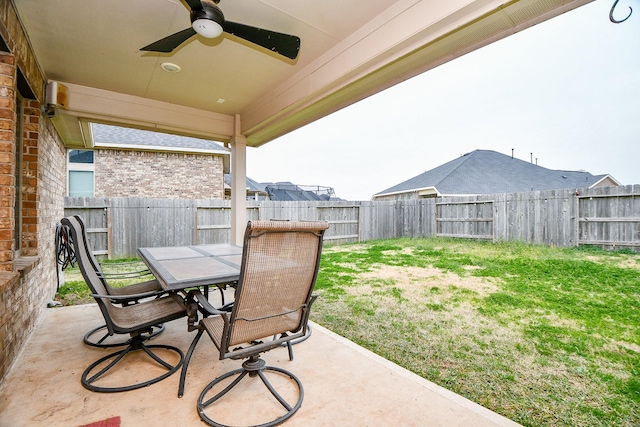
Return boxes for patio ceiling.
[13,0,592,149]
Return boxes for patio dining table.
[137,243,243,292]
[137,243,243,397]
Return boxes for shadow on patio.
[0,304,521,427]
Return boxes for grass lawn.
[309,239,639,427]
[58,239,639,426]
[57,259,155,306]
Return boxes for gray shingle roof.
[224,174,266,193]
[92,123,228,153]
[224,178,335,201]
[374,150,611,197]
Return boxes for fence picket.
[64,185,640,258]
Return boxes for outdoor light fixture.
[161,62,181,73]
[191,6,224,38]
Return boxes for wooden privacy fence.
[65,184,640,258]
[436,200,494,241]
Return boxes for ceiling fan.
[140,0,301,60]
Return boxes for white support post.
[230,115,247,245]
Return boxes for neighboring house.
[263,182,336,201]
[223,176,338,201]
[68,124,230,199]
[223,174,269,200]
[373,149,620,201]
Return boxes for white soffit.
[260,0,397,39]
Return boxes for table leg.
[178,328,204,398]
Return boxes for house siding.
[94,149,224,199]
[374,191,420,201]
[0,1,66,385]
[592,177,617,188]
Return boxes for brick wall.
[0,104,65,383]
[21,99,39,255]
[0,97,65,382]
[0,1,66,384]
[0,51,14,271]
[94,149,225,199]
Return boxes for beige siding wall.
[94,149,224,199]
[592,177,618,188]
[373,192,419,201]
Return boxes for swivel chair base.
[83,324,165,348]
[198,355,303,427]
[81,334,183,393]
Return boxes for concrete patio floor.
[0,304,522,427]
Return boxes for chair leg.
[81,334,183,393]
[274,324,312,361]
[83,324,165,348]
[198,355,304,427]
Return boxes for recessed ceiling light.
[216,98,225,104]
[160,62,181,73]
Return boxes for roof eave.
[373,186,440,199]
[588,175,621,188]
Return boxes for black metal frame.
[197,355,303,427]
[83,323,165,348]
[276,324,312,361]
[81,330,184,393]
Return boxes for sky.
[246,0,640,201]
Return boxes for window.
[69,150,94,164]
[68,150,95,196]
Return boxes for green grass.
[57,240,639,426]
[310,238,640,427]
[57,258,154,305]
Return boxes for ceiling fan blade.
[140,28,197,52]
[224,21,300,60]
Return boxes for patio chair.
[188,220,328,427]
[71,215,167,348]
[62,216,187,393]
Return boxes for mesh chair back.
[73,215,109,284]
[61,216,118,334]
[225,220,328,348]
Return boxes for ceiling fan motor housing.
[191,4,225,27]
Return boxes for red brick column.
[21,99,39,256]
[0,52,15,272]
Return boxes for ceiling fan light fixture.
[191,5,225,39]
[192,19,223,38]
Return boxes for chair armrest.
[90,291,165,301]
[186,289,230,332]
[98,269,152,279]
[187,289,227,316]
[297,294,317,333]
